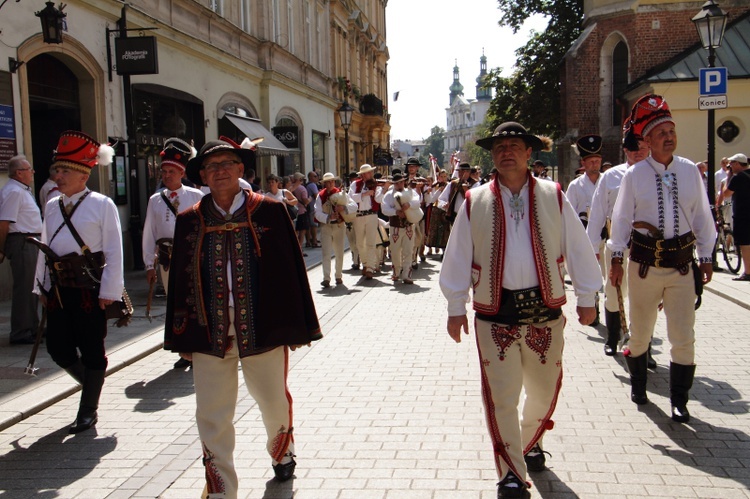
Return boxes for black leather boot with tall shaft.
[670,362,696,423]
[624,353,649,405]
[63,358,85,385]
[69,369,105,434]
[604,310,621,356]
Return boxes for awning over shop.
[225,113,290,156]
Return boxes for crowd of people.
[0,92,748,498]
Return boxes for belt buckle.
[54,262,65,271]
[224,222,238,230]
[654,257,662,268]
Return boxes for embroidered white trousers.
[320,222,346,281]
[346,223,359,266]
[353,214,379,272]
[627,264,696,364]
[475,316,565,483]
[389,225,415,280]
[193,324,293,499]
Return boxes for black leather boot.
[604,310,621,356]
[70,369,105,434]
[63,358,85,385]
[670,362,696,423]
[647,343,657,369]
[624,353,649,405]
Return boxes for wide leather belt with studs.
[476,286,562,325]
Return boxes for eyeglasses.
[203,160,240,172]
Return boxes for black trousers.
[46,287,108,370]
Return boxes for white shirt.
[0,178,43,234]
[35,189,124,301]
[437,179,477,213]
[715,168,728,200]
[608,155,716,261]
[142,185,204,269]
[380,187,421,217]
[586,163,629,252]
[566,173,600,216]
[439,180,602,316]
[348,181,383,211]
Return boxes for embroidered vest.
[467,176,566,314]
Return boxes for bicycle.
[716,208,741,274]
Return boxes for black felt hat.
[476,122,544,151]
[574,135,603,159]
[186,138,255,186]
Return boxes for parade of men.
[165,137,322,496]
[314,172,356,287]
[586,124,650,357]
[33,131,124,433]
[609,95,715,423]
[3,1,750,496]
[141,137,204,368]
[0,155,42,345]
[440,122,601,498]
[348,164,384,279]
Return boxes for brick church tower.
[559,0,749,184]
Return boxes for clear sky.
[386,1,548,142]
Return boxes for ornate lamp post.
[691,0,728,208]
[337,100,354,178]
[35,1,66,44]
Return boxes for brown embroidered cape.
[165,189,322,357]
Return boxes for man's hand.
[396,209,406,219]
[99,298,114,310]
[577,306,596,325]
[146,268,157,284]
[700,262,713,284]
[609,263,624,287]
[447,315,469,343]
[290,343,311,351]
[335,205,346,213]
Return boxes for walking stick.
[24,306,47,376]
[146,279,155,323]
[616,284,630,353]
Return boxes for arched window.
[612,42,628,127]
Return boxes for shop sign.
[115,36,159,75]
[273,126,299,149]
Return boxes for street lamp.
[35,1,66,44]
[337,100,354,178]
[691,0,727,208]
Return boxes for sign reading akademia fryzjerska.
[115,36,159,75]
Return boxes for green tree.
[419,126,446,172]
[486,0,583,138]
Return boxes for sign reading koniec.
[115,36,159,75]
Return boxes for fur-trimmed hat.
[623,94,674,150]
[52,131,114,174]
[160,137,194,172]
[574,135,603,159]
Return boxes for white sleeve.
[99,198,125,301]
[141,197,158,269]
[560,193,602,307]
[437,184,451,210]
[439,202,473,316]
[380,190,397,217]
[608,170,635,257]
[586,178,608,253]
[314,196,328,224]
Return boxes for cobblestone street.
[1,254,749,498]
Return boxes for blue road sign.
[699,67,727,96]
